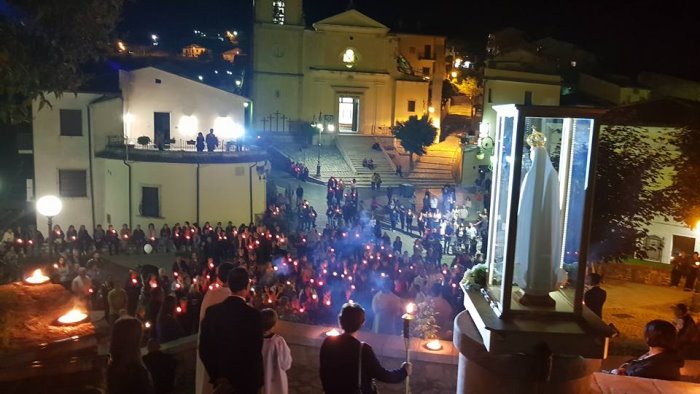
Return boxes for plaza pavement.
[602,278,699,355]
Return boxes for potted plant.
[137,136,151,147]
[460,263,488,290]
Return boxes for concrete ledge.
[590,372,700,394]
[275,320,458,365]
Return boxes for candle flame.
[325,328,341,337]
[425,339,443,351]
[57,308,88,324]
[406,303,416,314]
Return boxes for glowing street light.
[36,195,62,258]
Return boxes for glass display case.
[485,105,605,318]
[458,105,614,359]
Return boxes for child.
[261,308,293,394]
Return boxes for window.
[155,78,162,84]
[524,91,533,105]
[60,109,82,136]
[273,1,286,24]
[423,45,432,59]
[422,67,431,77]
[141,186,160,217]
[407,100,416,112]
[488,88,493,103]
[59,170,87,197]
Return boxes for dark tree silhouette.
[0,0,124,123]
[392,115,437,170]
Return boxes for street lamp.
[315,122,323,177]
[36,195,62,258]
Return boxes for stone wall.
[160,320,458,394]
[603,263,671,286]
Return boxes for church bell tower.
[255,0,303,26]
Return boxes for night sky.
[118,0,699,80]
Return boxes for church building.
[252,0,445,135]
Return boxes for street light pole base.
[316,164,321,178]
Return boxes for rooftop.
[96,145,267,164]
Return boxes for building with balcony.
[32,66,266,233]
[251,0,445,134]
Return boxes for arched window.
[342,48,356,68]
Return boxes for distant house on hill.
[182,44,209,58]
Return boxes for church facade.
[252,0,445,135]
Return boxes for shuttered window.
[59,170,87,197]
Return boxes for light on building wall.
[235,80,242,87]
[479,122,490,138]
[214,117,245,139]
[454,58,462,68]
[428,106,435,113]
[327,124,336,132]
[243,102,249,108]
[450,71,458,78]
[178,115,198,136]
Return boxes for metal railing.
[106,136,247,152]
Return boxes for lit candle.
[402,303,416,339]
[424,339,443,351]
[325,328,341,337]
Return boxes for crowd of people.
[8,171,699,392]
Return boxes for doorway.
[338,96,359,133]
[154,112,171,147]
[672,235,695,256]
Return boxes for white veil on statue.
[513,128,561,306]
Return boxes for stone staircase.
[407,135,461,187]
[335,135,403,187]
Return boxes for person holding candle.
[320,302,411,394]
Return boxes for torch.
[402,302,416,394]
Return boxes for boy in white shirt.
[261,309,293,394]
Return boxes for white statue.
[514,128,561,307]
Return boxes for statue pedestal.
[454,311,600,394]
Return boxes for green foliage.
[411,299,440,340]
[137,136,151,146]
[0,0,124,123]
[589,125,677,262]
[393,115,437,157]
[669,125,700,226]
[452,76,481,98]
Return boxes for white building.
[32,66,267,233]
[252,0,445,134]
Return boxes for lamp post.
[402,302,416,394]
[316,123,323,178]
[36,195,63,259]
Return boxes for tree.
[452,76,480,99]
[0,0,124,123]
[668,124,700,222]
[392,115,437,170]
[589,125,677,262]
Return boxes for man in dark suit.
[584,273,607,319]
[200,267,263,394]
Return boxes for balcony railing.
[106,136,246,152]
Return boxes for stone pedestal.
[453,311,601,394]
